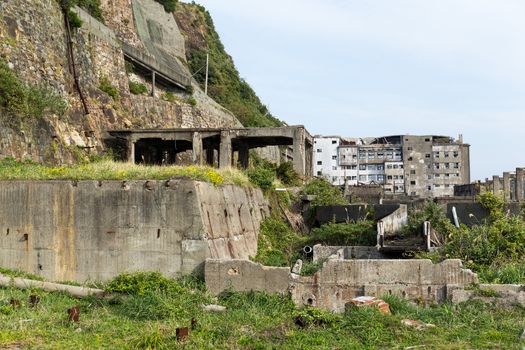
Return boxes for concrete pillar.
[292,127,306,177]
[127,139,135,164]
[516,168,525,202]
[219,131,232,168]
[192,132,203,165]
[503,172,511,202]
[205,147,215,166]
[238,143,249,169]
[492,175,500,196]
[151,71,156,97]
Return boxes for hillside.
[0,0,281,164]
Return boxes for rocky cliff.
[0,0,277,164]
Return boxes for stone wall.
[0,180,268,282]
[0,0,241,164]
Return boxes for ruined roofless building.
[313,135,470,198]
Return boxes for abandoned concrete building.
[455,166,525,202]
[313,135,470,198]
[108,126,313,177]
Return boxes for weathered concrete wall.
[312,245,387,263]
[377,204,407,238]
[0,180,268,282]
[205,259,290,295]
[290,259,477,312]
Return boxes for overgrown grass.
[0,59,67,122]
[0,158,250,186]
[413,193,525,284]
[0,272,524,349]
[307,221,377,247]
[128,81,148,95]
[99,76,119,100]
[302,178,348,208]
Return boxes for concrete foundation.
[205,258,479,312]
[0,180,269,282]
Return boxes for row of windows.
[434,163,460,169]
[386,164,404,169]
[358,151,402,160]
[434,151,459,158]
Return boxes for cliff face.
[0,0,243,163]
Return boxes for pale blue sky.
[193,0,525,181]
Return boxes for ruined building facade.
[313,135,470,198]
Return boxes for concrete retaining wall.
[205,259,290,295]
[0,180,268,282]
[290,259,477,312]
[312,245,386,263]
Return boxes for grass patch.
[59,0,104,22]
[0,158,250,186]
[128,81,148,95]
[307,221,377,247]
[0,273,524,349]
[99,76,119,100]
[0,59,67,122]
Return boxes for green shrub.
[162,92,179,102]
[307,221,377,246]
[0,59,67,121]
[401,200,456,239]
[128,81,148,95]
[186,96,197,106]
[247,167,275,191]
[105,271,184,296]
[415,193,525,284]
[253,216,304,267]
[302,178,348,207]
[276,161,301,186]
[153,0,177,12]
[60,0,104,22]
[67,10,83,28]
[99,76,119,100]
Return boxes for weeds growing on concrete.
[0,158,250,186]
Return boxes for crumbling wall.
[290,259,477,312]
[0,180,268,282]
[312,245,386,263]
[205,259,290,295]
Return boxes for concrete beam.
[219,131,232,168]
[192,132,204,165]
[503,172,511,202]
[516,168,524,202]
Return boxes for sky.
[193,0,525,181]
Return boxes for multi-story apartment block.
[313,135,470,197]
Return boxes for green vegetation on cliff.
[0,272,524,349]
[176,4,282,127]
[0,59,67,123]
[58,0,104,22]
